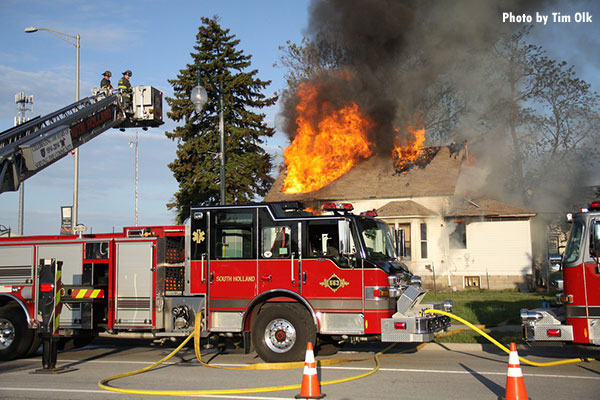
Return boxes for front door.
[257,221,301,295]
[207,209,258,331]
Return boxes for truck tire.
[252,303,316,363]
[0,304,34,361]
[24,331,41,357]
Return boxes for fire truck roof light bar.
[360,209,378,217]
[588,201,600,211]
[322,202,354,212]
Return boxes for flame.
[393,117,426,172]
[303,206,318,215]
[282,81,373,193]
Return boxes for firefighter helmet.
[123,70,132,76]
[103,70,112,77]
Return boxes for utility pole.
[15,92,34,235]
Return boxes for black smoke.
[281,0,551,155]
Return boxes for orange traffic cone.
[295,342,325,399]
[503,342,530,400]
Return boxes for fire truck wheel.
[0,304,35,361]
[252,303,316,363]
[24,331,41,357]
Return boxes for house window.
[393,224,411,260]
[464,276,480,288]
[450,220,467,249]
[420,223,428,259]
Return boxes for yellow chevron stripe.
[55,269,61,304]
[75,289,87,299]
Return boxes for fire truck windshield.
[564,220,584,265]
[358,218,397,261]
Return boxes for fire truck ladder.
[0,86,162,194]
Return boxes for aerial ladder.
[0,86,163,194]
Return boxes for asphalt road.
[0,339,599,400]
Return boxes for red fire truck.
[521,201,600,345]
[0,202,451,362]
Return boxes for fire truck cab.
[521,202,600,345]
[0,201,451,363]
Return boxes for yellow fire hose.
[98,310,597,395]
[98,314,402,395]
[424,309,598,367]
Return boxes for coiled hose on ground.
[98,310,598,395]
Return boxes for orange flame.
[282,81,373,193]
[393,117,426,172]
[303,206,318,215]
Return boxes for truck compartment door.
[114,241,154,327]
[37,243,82,328]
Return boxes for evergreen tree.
[166,16,277,222]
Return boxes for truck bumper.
[380,315,451,342]
[520,308,574,342]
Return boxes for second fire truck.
[0,202,451,363]
[521,201,600,345]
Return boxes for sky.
[1,0,599,236]
[0,0,310,235]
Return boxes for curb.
[421,342,488,352]
[421,342,600,358]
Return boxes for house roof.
[265,146,464,202]
[447,198,536,218]
[376,200,437,217]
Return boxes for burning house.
[266,64,535,291]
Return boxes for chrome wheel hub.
[0,318,15,349]
[264,318,296,353]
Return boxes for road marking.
[0,387,294,400]
[18,357,600,380]
[323,366,600,380]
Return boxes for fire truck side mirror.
[592,221,600,259]
[338,220,352,256]
[548,254,562,272]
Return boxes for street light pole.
[218,81,225,205]
[25,27,81,227]
[191,72,226,205]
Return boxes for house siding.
[378,215,533,291]
[420,219,533,290]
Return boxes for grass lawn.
[423,289,550,326]
[422,289,554,344]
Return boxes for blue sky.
[0,0,309,234]
[1,1,599,235]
